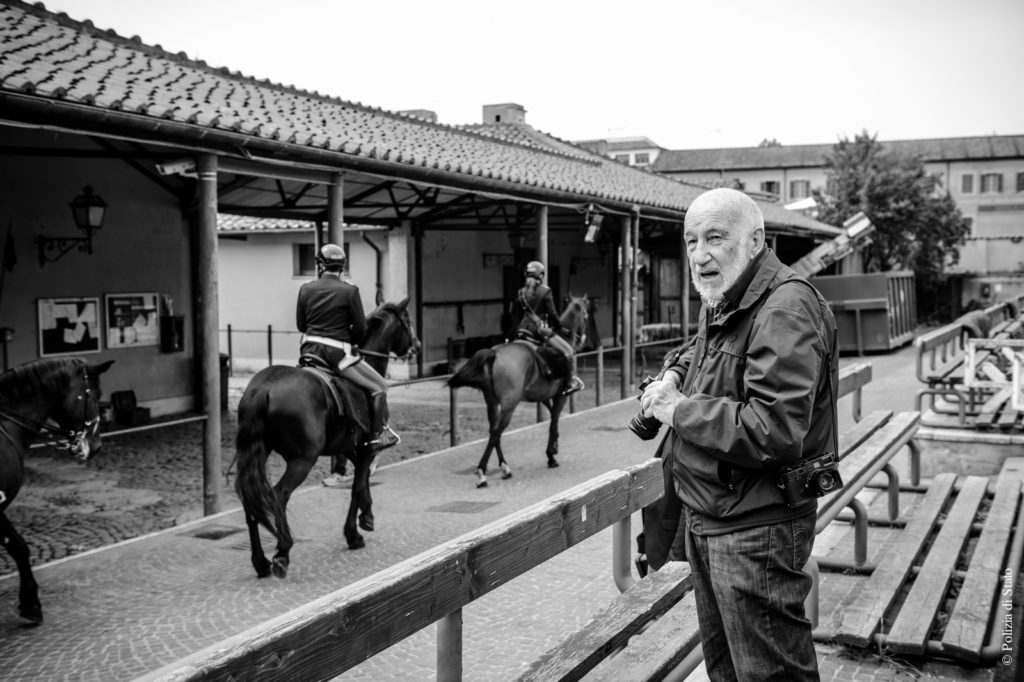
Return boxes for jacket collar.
[708,247,785,323]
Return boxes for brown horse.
[234,297,419,579]
[448,294,589,487]
[0,357,113,623]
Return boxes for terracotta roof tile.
[0,1,836,235]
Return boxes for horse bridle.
[0,362,99,460]
[358,307,419,362]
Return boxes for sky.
[39,0,1024,150]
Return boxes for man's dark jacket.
[662,247,838,535]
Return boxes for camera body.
[628,376,663,441]
[777,452,843,508]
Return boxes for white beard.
[691,252,749,308]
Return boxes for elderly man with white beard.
[639,188,839,682]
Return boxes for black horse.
[234,297,420,579]
[448,294,589,487]
[0,357,113,623]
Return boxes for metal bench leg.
[848,498,869,566]
[612,516,635,593]
[908,440,921,488]
[881,463,901,520]
[437,609,462,682]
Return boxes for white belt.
[301,334,353,354]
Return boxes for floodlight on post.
[37,185,108,266]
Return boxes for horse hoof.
[476,480,489,488]
[271,558,289,579]
[501,470,513,480]
[348,536,366,550]
[548,460,559,468]
[359,517,375,532]
[19,604,43,624]
[254,558,272,578]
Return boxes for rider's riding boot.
[367,391,400,452]
[562,375,585,396]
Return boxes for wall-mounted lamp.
[583,204,604,243]
[507,228,527,251]
[37,186,108,266]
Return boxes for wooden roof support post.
[537,204,549,273]
[197,154,222,515]
[620,213,632,396]
[328,173,344,250]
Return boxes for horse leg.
[353,453,375,534]
[344,449,374,549]
[0,512,42,623]
[268,457,314,579]
[243,511,272,578]
[493,404,519,481]
[475,394,504,488]
[546,396,568,467]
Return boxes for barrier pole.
[437,610,463,682]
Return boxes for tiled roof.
[0,1,837,235]
[653,135,1024,173]
[217,215,314,233]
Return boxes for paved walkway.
[0,345,1013,681]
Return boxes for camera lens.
[628,413,662,441]
[817,471,839,493]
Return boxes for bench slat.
[835,472,958,647]
[942,460,1024,662]
[587,590,701,682]
[837,410,892,459]
[977,388,1013,428]
[885,476,990,655]
[513,562,692,682]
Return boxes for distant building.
[575,136,663,168]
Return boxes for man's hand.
[640,377,686,426]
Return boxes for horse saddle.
[511,339,571,380]
[297,355,370,432]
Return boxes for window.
[761,180,780,196]
[961,174,974,193]
[789,180,810,200]
[613,154,630,163]
[1017,172,1024,193]
[980,173,1003,193]
[295,243,317,276]
[633,152,650,166]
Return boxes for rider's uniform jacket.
[296,274,367,365]
[513,284,568,338]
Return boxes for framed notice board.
[37,296,101,357]
[105,292,160,348]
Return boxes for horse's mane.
[0,357,77,405]
[365,303,403,337]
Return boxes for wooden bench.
[915,300,1024,431]
[517,363,931,681]
[815,457,1024,664]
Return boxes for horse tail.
[234,385,286,544]
[447,348,496,390]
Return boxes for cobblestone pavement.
[0,343,1016,681]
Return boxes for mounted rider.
[510,260,585,396]
[296,243,399,454]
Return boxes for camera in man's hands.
[628,376,663,441]
[777,452,844,508]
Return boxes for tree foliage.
[812,131,972,298]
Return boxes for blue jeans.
[683,506,819,682]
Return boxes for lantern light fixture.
[37,185,107,266]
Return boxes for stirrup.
[562,376,585,396]
[367,424,400,451]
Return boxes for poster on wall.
[37,297,101,357]
[105,292,160,348]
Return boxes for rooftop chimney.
[398,109,438,123]
[482,103,526,124]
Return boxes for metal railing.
[220,324,688,447]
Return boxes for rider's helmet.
[525,260,545,280]
[316,243,346,272]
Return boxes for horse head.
[364,296,421,362]
[55,359,114,460]
[560,293,590,351]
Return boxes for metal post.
[681,221,690,343]
[620,215,632,399]
[596,349,604,406]
[437,610,463,682]
[449,384,459,447]
[197,154,221,515]
[537,204,548,273]
[328,173,344,247]
[266,324,273,367]
[226,324,233,376]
